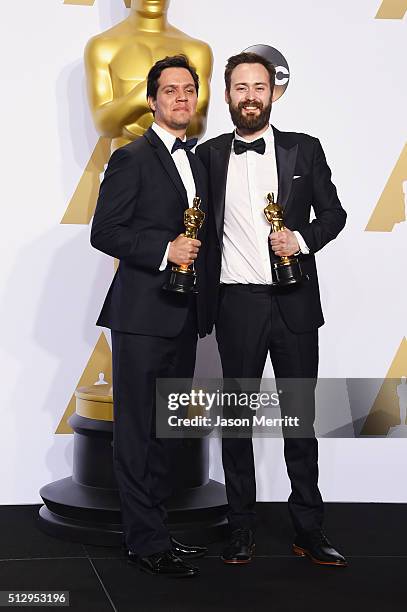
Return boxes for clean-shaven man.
[91,55,210,578]
[196,52,347,567]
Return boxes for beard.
[228,98,272,132]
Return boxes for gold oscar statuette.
[264,192,303,286]
[163,197,205,294]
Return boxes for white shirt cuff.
[159,242,171,271]
[293,231,310,255]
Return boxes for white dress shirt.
[150,122,196,270]
[221,125,308,285]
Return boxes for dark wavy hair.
[146,54,200,100]
[224,52,275,93]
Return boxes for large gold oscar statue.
[84,0,212,150]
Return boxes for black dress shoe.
[170,537,207,559]
[221,528,255,564]
[133,549,199,578]
[293,530,347,567]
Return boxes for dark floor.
[0,503,406,611]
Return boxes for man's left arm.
[270,138,346,258]
[295,138,346,254]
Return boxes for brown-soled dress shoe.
[170,537,208,559]
[221,528,255,564]
[128,549,199,577]
[293,530,347,567]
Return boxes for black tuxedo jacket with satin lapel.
[91,127,209,338]
[195,126,347,334]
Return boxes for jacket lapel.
[273,127,298,210]
[210,134,234,244]
[144,127,188,210]
[186,150,207,213]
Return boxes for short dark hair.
[224,52,276,93]
[146,54,200,100]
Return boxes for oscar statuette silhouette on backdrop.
[39,0,228,545]
[388,376,407,437]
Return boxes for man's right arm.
[90,148,174,271]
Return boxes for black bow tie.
[171,137,198,154]
[233,137,266,155]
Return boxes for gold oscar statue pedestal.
[39,385,227,546]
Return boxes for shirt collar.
[151,122,186,154]
[233,124,274,154]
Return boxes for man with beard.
[196,52,347,567]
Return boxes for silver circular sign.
[243,44,290,101]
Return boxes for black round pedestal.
[39,413,227,546]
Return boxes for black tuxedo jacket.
[196,126,347,334]
[91,127,210,338]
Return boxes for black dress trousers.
[111,303,197,557]
[216,284,323,534]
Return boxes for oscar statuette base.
[272,259,303,287]
[39,410,227,546]
[163,267,198,294]
[39,477,227,547]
